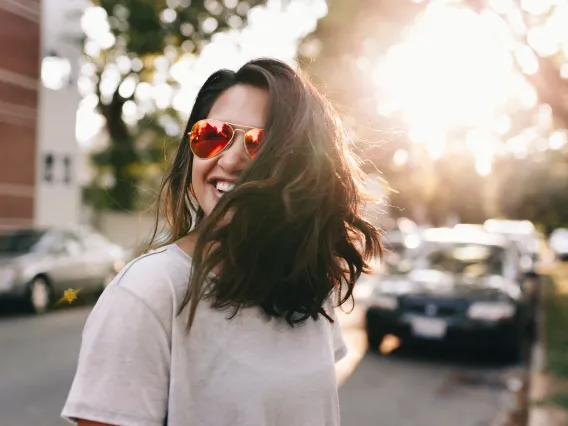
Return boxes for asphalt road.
[337,307,527,426]
[0,305,90,426]
[0,305,526,426]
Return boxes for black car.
[365,228,534,361]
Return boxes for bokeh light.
[371,0,568,174]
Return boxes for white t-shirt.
[62,244,347,426]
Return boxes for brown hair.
[149,58,382,329]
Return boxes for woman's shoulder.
[106,243,192,314]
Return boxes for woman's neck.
[176,232,198,258]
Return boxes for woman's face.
[191,84,269,216]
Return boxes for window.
[0,230,47,253]
[44,153,54,182]
[63,155,72,184]
[62,231,83,256]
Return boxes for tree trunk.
[98,87,140,211]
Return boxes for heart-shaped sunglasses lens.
[190,120,234,159]
[244,128,264,159]
[189,119,264,159]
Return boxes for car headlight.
[368,293,399,310]
[0,267,19,291]
[467,302,516,321]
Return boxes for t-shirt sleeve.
[61,284,171,426]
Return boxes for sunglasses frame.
[189,119,264,160]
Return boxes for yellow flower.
[58,288,80,304]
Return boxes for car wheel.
[26,276,52,314]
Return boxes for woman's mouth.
[214,180,235,196]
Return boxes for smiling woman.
[62,58,382,426]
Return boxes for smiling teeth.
[216,181,235,192]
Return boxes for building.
[0,0,41,230]
[0,0,85,230]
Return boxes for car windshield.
[412,242,505,277]
[0,230,48,254]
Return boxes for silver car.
[0,227,127,313]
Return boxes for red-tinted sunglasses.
[189,119,264,159]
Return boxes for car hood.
[378,269,521,299]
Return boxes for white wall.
[94,211,163,250]
[34,0,87,227]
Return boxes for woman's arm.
[78,420,115,426]
[61,274,171,425]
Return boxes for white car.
[0,227,127,313]
[550,228,568,261]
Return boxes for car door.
[45,230,90,296]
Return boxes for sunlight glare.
[493,115,511,134]
[373,3,514,160]
[76,107,105,147]
[393,149,409,166]
[466,129,497,176]
[488,0,516,14]
[521,0,553,15]
[475,158,492,176]
[549,130,568,150]
[527,25,559,57]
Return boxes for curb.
[526,274,567,426]
[527,275,547,426]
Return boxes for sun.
[372,1,535,174]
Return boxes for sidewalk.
[528,264,568,426]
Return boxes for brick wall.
[0,1,41,229]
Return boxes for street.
[0,305,526,426]
[0,306,90,426]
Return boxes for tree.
[494,150,568,234]
[83,0,265,211]
[300,0,568,229]
[298,0,430,217]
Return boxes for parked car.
[0,227,127,313]
[365,228,535,361]
[354,229,421,303]
[483,219,543,274]
[549,228,568,261]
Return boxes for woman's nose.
[217,130,250,172]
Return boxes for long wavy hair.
[149,58,382,329]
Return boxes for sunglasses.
[189,119,264,159]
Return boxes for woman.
[62,58,382,426]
